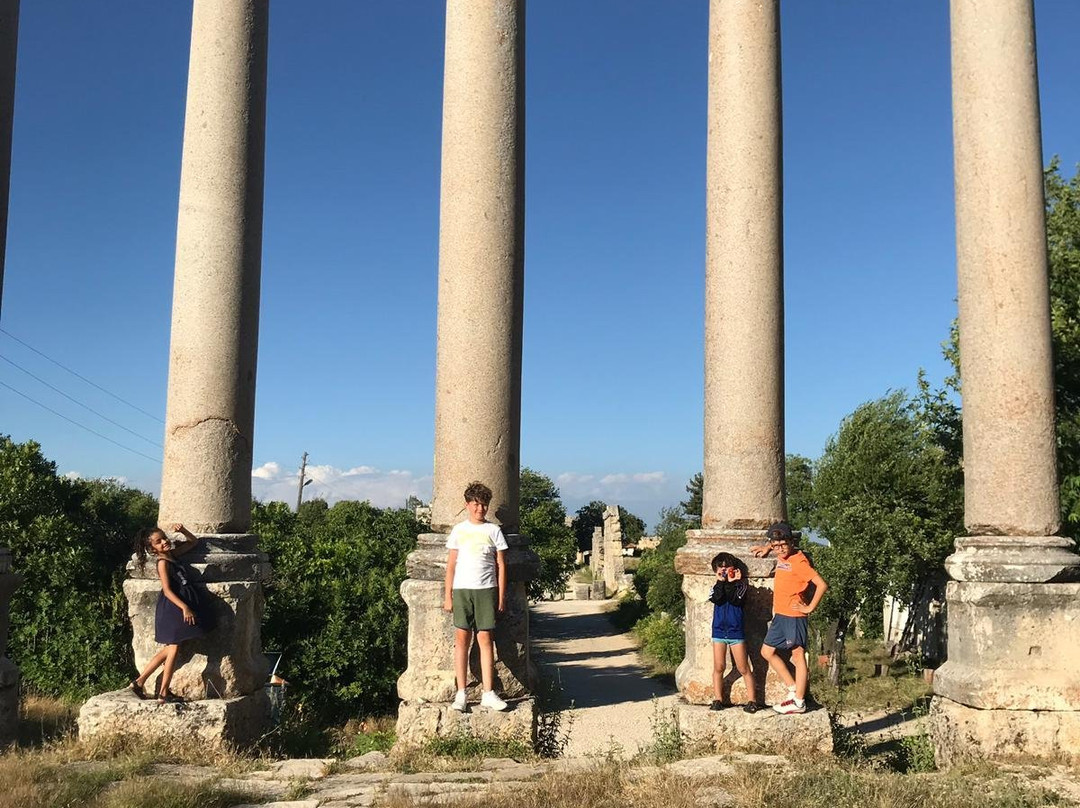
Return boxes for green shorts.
[452,588,497,632]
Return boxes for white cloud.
[251,460,432,510]
[251,461,281,480]
[554,470,682,530]
[63,470,82,480]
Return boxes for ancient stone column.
[80,1,272,747]
[603,505,625,595]
[0,2,20,745]
[158,0,268,534]
[396,0,536,747]
[672,3,831,737]
[675,0,794,710]
[0,548,20,745]
[428,0,525,536]
[930,0,1080,764]
[0,0,17,319]
[590,526,603,574]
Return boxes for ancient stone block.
[929,696,1080,766]
[78,687,272,748]
[396,578,533,703]
[395,698,535,748]
[678,702,833,755]
[124,577,268,700]
[933,581,1080,711]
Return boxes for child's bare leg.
[761,643,795,690]
[791,647,808,700]
[476,630,495,692]
[454,628,471,692]
[712,642,727,702]
[158,644,180,698]
[731,642,756,703]
[136,647,168,686]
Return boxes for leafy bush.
[253,498,421,720]
[0,437,157,699]
[633,612,685,668]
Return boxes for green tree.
[785,454,814,533]
[519,468,577,600]
[572,500,606,552]
[572,500,646,549]
[253,498,420,718]
[0,437,158,699]
[681,473,703,528]
[810,391,963,673]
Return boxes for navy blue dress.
[154,558,216,644]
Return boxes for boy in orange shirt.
[751,521,828,714]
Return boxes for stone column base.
[395,698,536,749]
[929,696,1080,766]
[678,702,833,754]
[0,656,18,746]
[78,688,272,749]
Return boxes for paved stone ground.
[531,599,679,758]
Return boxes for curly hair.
[463,481,493,506]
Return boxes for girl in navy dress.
[129,523,215,703]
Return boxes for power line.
[0,354,163,448]
[0,378,162,465]
[0,327,164,424]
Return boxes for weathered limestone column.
[590,525,603,574]
[0,0,17,318]
[0,548,20,745]
[79,1,272,747]
[930,0,1080,764]
[603,505,625,595]
[396,0,536,747]
[675,0,789,708]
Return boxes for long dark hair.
[133,527,165,566]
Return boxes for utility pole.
[296,451,309,512]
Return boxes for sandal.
[129,680,147,700]
[157,691,183,705]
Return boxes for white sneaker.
[451,690,467,712]
[772,698,806,715]
[480,690,508,711]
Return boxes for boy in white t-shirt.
[443,480,509,711]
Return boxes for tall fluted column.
[80,2,272,746]
[158,0,268,534]
[0,0,16,320]
[396,0,536,747]
[930,0,1080,765]
[676,0,796,713]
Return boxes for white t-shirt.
[446,519,508,589]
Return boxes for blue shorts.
[763,615,808,650]
[712,637,744,645]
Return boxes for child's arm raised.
[443,550,459,613]
[169,523,201,556]
[158,559,195,625]
[750,544,771,558]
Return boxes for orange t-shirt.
[772,550,816,617]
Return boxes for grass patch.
[811,637,931,714]
[0,753,258,808]
[425,733,532,761]
[332,715,396,758]
[16,692,79,748]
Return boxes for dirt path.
[531,599,679,758]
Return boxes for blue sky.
[1,1,1078,529]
